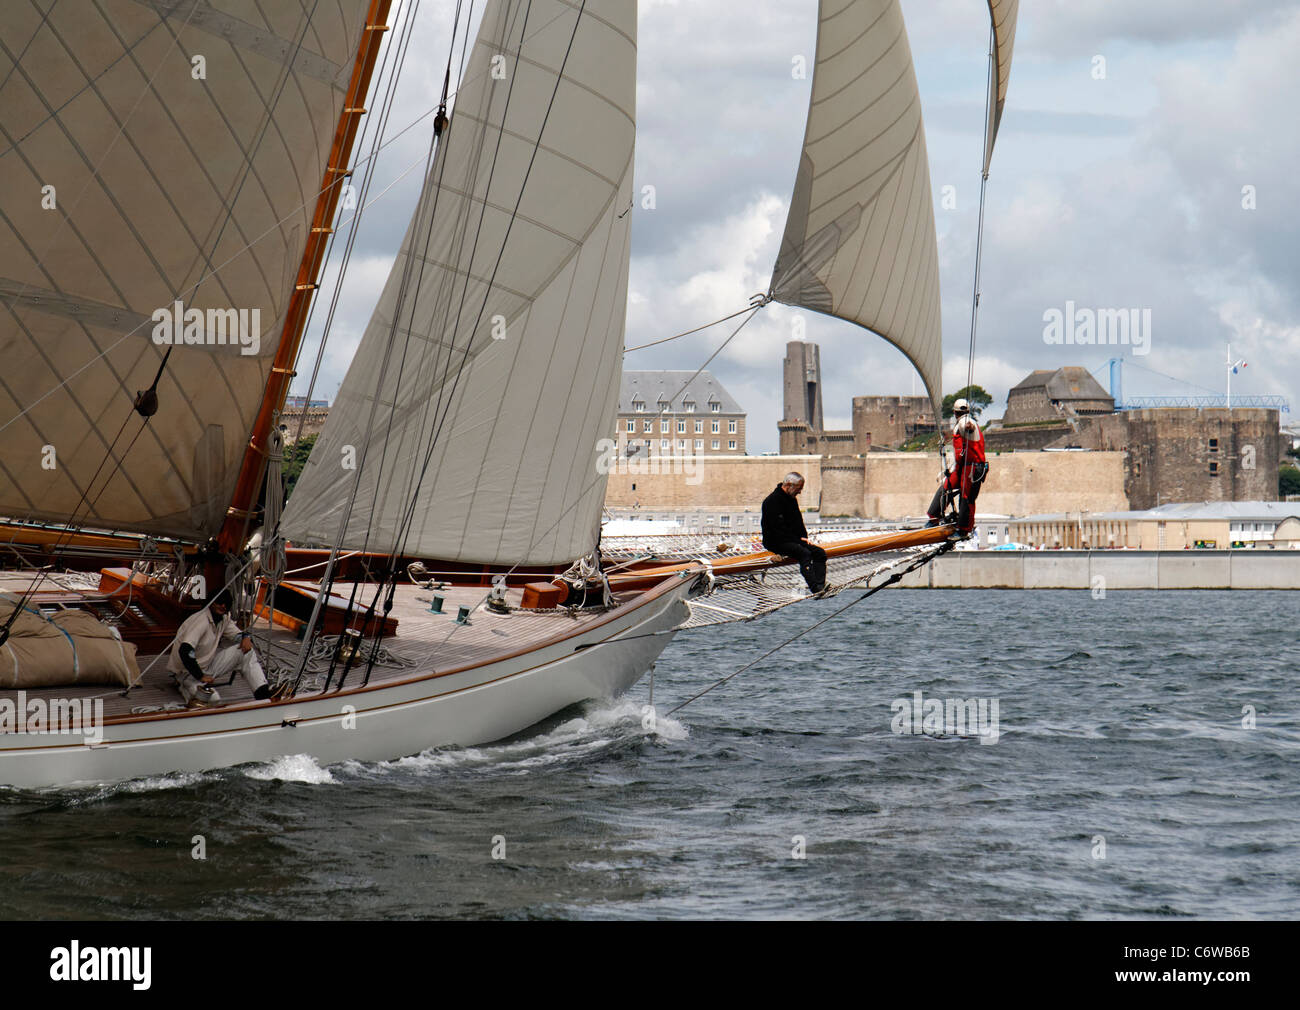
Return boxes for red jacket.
[952,416,986,467]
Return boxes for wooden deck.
[0,573,647,726]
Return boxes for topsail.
[0,0,371,540]
[769,0,944,417]
[984,0,1019,172]
[282,0,637,567]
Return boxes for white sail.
[769,0,943,417]
[0,0,370,540]
[281,0,636,566]
[984,0,1019,172]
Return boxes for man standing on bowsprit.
[926,398,988,534]
[761,472,827,593]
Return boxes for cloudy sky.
[294,0,1299,452]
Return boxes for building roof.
[1009,366,1112,402]
[1143,501,1300,522]
[1011,501,1300,523]
[618,371,744,413]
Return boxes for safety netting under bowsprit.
[676,543,945,631]
[600,527,911,563]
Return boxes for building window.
[657,399,669,412]
[684,400,695,413]
[1209,461,1219,476]
[720,515,730,526]
[660,439,669,449]
[694,439,703,450]
[711,420,720,434]
[677,439,685,450]
[643,440,651,450]
[712,439,720,450]
[633,399,644,413]
[694,420,703,433]
[728,440,737,450]
[643,420,652,432]
[660,419,669,433]
[710,401,720,413]
[1208,438,1218,452]
[676,419,685,433]
[625,419,634,433]
[728,420,737,434]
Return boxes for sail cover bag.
[0,600,141,689]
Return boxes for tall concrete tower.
[782,341,824,431]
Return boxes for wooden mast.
[216,0,393,555]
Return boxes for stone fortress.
[603,340,1283,523]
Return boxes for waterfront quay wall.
[896,550,1300,589]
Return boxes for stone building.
[278,397,330,445]
[986,367,1114,451]
[615,371,746,458]
[779,342,934,453]
[1003,367,1114,424]
[852,395,934,449]
[1057,407,1281,510]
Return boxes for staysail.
[282,0,637,567]
[769,0,944,417]
[0,1,371,541]
[984,0,1019,172]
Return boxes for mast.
[216,0,394,555]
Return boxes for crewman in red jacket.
[926,399,989,534]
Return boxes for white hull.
[0,577,695,789]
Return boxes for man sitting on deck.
[761,472,827,594]
[167,590,275,702]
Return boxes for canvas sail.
[984,0,1019,172]
[281,0,636,567]
[770,0,944,417]
[0,0,370,540]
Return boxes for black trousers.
[767,540,827,590]
[928,462,988,530]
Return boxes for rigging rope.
[664,542,953,716]
[965,26,996,395]
[623,302,763,354]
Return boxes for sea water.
[0,590,1295,919]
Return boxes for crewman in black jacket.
[761,472,827,593]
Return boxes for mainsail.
[0,0,371,540]
[769,0,944,417]
[282,0,637,567]
[984,0,1019,173]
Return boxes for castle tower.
[782,341,824,431]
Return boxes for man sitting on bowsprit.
[926,398,989,534]
[761,471,827,594]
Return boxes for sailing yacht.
[0,0,1016,788]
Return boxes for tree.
[942,385,993,420]
[1280,464,1300,499]
[283,432,317,497]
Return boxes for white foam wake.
[244,753,336,784]
[371,696,689,778]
